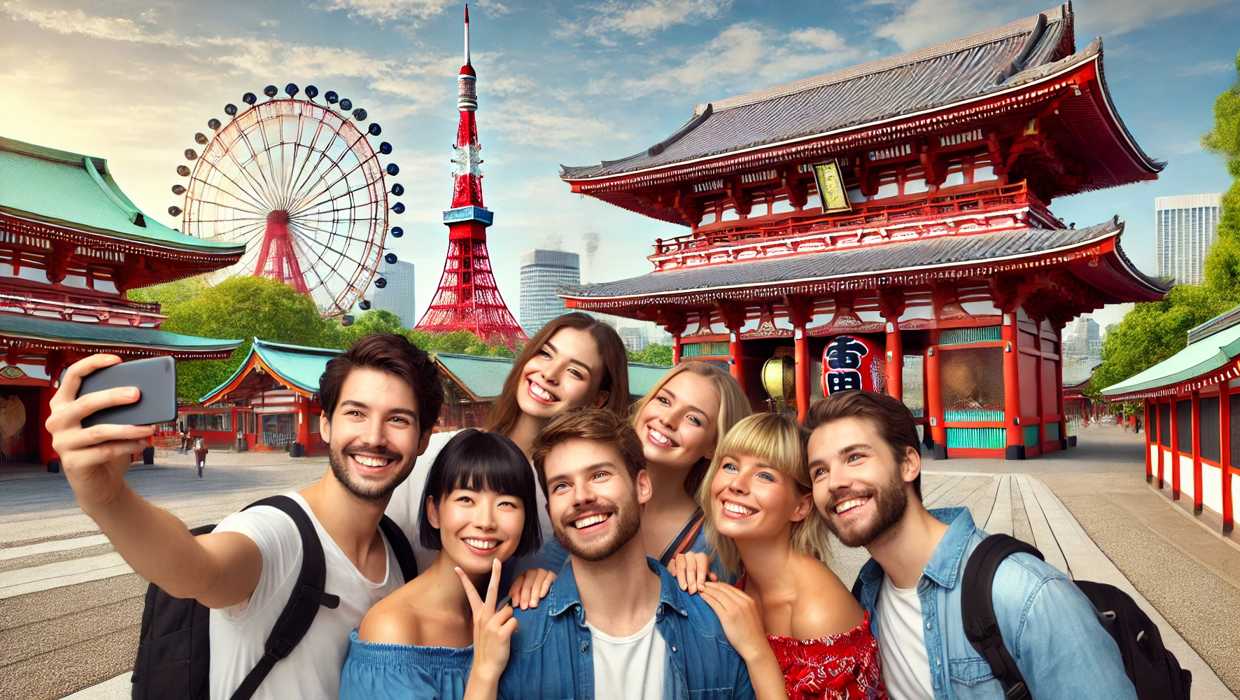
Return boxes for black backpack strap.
[378,514,419,583]
[230,495,339,700]
[961,534,1044,700]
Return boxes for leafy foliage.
[127,275,211,317]
[159,277,340,401]
[1091,53,1240,399]
[628,343,673,366]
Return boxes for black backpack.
[961,534,1191,700]
[130,495,418,700]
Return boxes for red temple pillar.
[925,333,947,459]
[1220,380,1233,531]
[1192,390,1202,513]
[787,297,813,423]
[879,290,905,402]
[295,397,312,455]
[1170,397,1180,500]
[672,335,683,365]
[662,312,687,367]
[1055,325,1067,449]
[1002,312,1024,459]
[1156,402,1165,489]
[37,386,57,469]
[1143,399,1152,482]
[718,303,747,397]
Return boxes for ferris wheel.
[170,83,406,317]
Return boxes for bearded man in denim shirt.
[497,408,753,699]
[805,391,1135,699]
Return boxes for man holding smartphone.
[45,333,442,699]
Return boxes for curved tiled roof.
[0,313,241,354]
[560,219,1167,303]
[0,136,243,255]
[562,5,1076,180]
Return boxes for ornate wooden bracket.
[46,241,75,285]
[673,187,702,227]
[784,294,814,328]
[716,300,748,333]
[919,140,944,188]
[727,177,753,218]
[781,167,808,210]
[878,288,907,322]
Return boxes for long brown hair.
[630,361,751,497]
[487,313,630,436]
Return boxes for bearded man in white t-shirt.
[46,333,442,699]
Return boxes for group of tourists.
[46,312,1140,699]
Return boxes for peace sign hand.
[457,558,518,691]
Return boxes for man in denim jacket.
[805,392,1135,699]
[498,408,753,699]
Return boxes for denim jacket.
[498,557,753,699]
[854,508,1136,699]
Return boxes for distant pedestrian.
[177,421,189,453]
[193,437,207,478]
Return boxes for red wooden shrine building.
[0,136,243,470]
[560,4,1167,459]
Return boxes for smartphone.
[73,356,177,428]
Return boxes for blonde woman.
[509,362,751,605]
[673,413,885,699]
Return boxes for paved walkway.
[3,435,1239,698]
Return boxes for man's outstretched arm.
[47,354,262,609]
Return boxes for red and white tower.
[415,5,526,347]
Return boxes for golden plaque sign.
[812,160,851,213]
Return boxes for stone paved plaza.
[1,425,1238,699]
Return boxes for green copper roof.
[628,362,673,397]
[201,339,341,401]
[0,313,241,352]
[0,136,243,255]
[1101,315,1240,397]
[436,353,513,399]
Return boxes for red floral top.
[766,613,886,699]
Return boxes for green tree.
[407,329,514,358]
[629,343,673,367]
[336,309,405,347]
[1092,52,1240,399]
[127,274,211,316]
[1204,51,1240,298]
[163,277,338,401]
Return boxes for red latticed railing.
[651,182,1055,258]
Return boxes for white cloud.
[872,0,1227,52]
[1175,59,1236,78]
[1,1,183,45]
[594,22,863,99]
[488,98,630,149]
[571,0,732,43]
[319,0,455,23]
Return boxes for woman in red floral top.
[671,413,886,699]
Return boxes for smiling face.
[708,452,811,545]
[516,327,605,420]
[321,367,429,502]
[808,416,914,548]
[544,437,650,562]
[426,488,524,575]
[635,371,721,471]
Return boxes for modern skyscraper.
[1155,193,1222,285]
[619,326,649,353]
[520,249,580,336]
[1062,316,1101,363]
[373,261,416,328]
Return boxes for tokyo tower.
[414,5,526,347]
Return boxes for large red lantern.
[822,335,885,396]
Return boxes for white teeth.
[647,427,674,447]
[573,513,609,529]
[353,455,390,468]
[723,502,756,516]
[835,498,868,514]
[529,381,555,401]
[464,538,497,550]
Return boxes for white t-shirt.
[589,615,667,700]
[876,574,935,700]
[385,429,552,571]
[208,492,404,700]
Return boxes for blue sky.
[1,0,1237,331]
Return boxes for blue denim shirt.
[854,508,1136,699]
[498,557,753,699]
